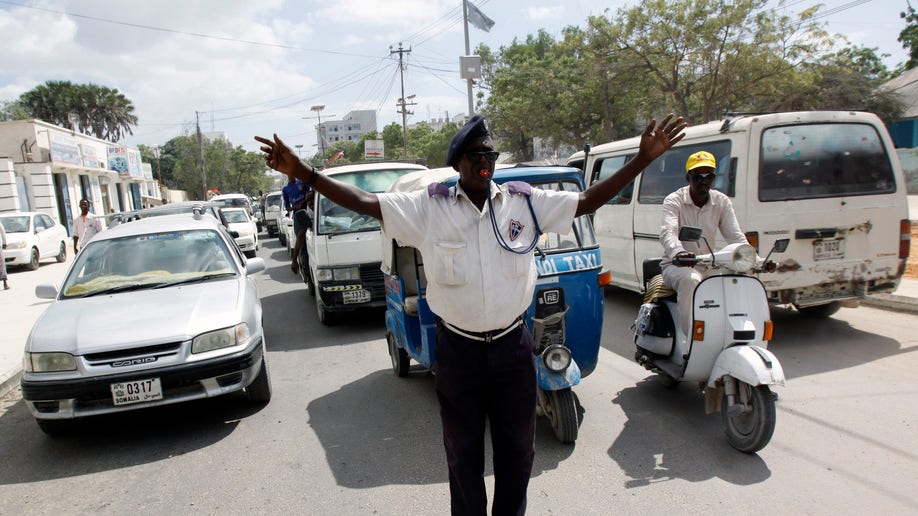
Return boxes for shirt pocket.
[433,240,468,285]
[503,249,531,278]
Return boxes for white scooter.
[633,226,789,453]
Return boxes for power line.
[0,0,380,59]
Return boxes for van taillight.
[901,219,911,259]
[745,232,759,253]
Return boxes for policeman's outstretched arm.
[255,134,382,220]
[576,114,687,217]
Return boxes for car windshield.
[530,180,597,252]
[60,229,237,299]
[265,194,283,209]
[0,216,30,233]
[222,210,249,223]
[317,168,420,235]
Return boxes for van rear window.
[759,123,896,201]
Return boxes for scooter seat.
[643,274,675,303]
[405,295,420,316]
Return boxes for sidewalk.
[0,249,74,398]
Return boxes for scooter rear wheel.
[387,331,410,377]
[722,383,776,453]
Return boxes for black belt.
[441,315,525,343]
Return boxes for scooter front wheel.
[722,383,776,453]
[544,387,578,444]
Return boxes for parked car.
[21,212,270,435]
[219,207,259,257]
[0,212,69,270]
[264,191,283,237]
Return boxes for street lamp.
[295,144,303,158]
[310,105,327,158]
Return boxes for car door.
[31,214,52,257]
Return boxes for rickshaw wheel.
[387,331,410,377]
[545,388,578,443]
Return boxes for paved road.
[1,237,917,514]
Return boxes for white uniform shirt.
[379,181,579,332]
[73,212,103,244]
[660,185,747,266]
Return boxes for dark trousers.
[434,321,537,516]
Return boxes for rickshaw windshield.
[531,180,596,252]
[317,168,421,235]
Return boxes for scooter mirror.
[678,226,703,242]
[773,238,790,253]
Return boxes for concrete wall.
[896,148,918,194]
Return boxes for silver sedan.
[21,212,270,435]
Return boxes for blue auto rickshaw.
[381,165,609,443]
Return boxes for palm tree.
[17,81,138,142]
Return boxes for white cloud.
[525,6,563,22]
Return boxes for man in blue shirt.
[282,173,309,236]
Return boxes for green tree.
[899,6,918,70]
[0,100,29,121]
[17,81,138,141]
[154,134,271,199]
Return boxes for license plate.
[814,238,845,261]
[342,289,371,304]
[110,378,163,406]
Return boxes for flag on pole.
[467,2,495,32]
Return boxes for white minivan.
[303,161,428,324]
[568,110,910,317]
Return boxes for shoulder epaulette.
[505,181,532,197]
[428,183,450,197]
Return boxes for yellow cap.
[685,151,716,172]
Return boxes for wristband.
[307,168,319,186]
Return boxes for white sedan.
[0,212,69,270]
[21,212,270,435]
[219,207,259,257]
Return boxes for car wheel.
[55,242,67,263]
[278,233,287,247]
[36,418,73,436]
[27,247,40,270]
[245,356,272,403]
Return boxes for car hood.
[28,280,244,354]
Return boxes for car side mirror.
[245,257,266,275]
[35,283,58,299]
[229,230,240,238]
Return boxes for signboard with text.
[49,132,82,166]
[365,139,384,159]
[107,146,129,177]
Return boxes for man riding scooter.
[660,151,750,337]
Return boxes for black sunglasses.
[464,150,500,162]
[690,172,716,182]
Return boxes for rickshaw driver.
[256,114,685,515]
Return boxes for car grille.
[84,342,182,366]
[360,262,384,297]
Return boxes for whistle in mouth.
[479,169,489,178]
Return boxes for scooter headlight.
[541,344,572,373]
[731,243,757,272]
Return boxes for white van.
[304,161,428,324]
[263,191,283,237]
[568,111,910,317]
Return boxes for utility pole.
[195,111,206,200]
[304,105,334,161]
[390,42,413,158]
[461,1,474,117]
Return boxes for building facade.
[0,119,162,236]
[318,110,377,151]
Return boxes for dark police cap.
[446,115,490,168]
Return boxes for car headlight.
[7,241,26,249]
[333,267,360,281]
[25,352,77,372]
[541,345,572,373]
[192,323,250,354]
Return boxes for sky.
[0,0,912,155]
